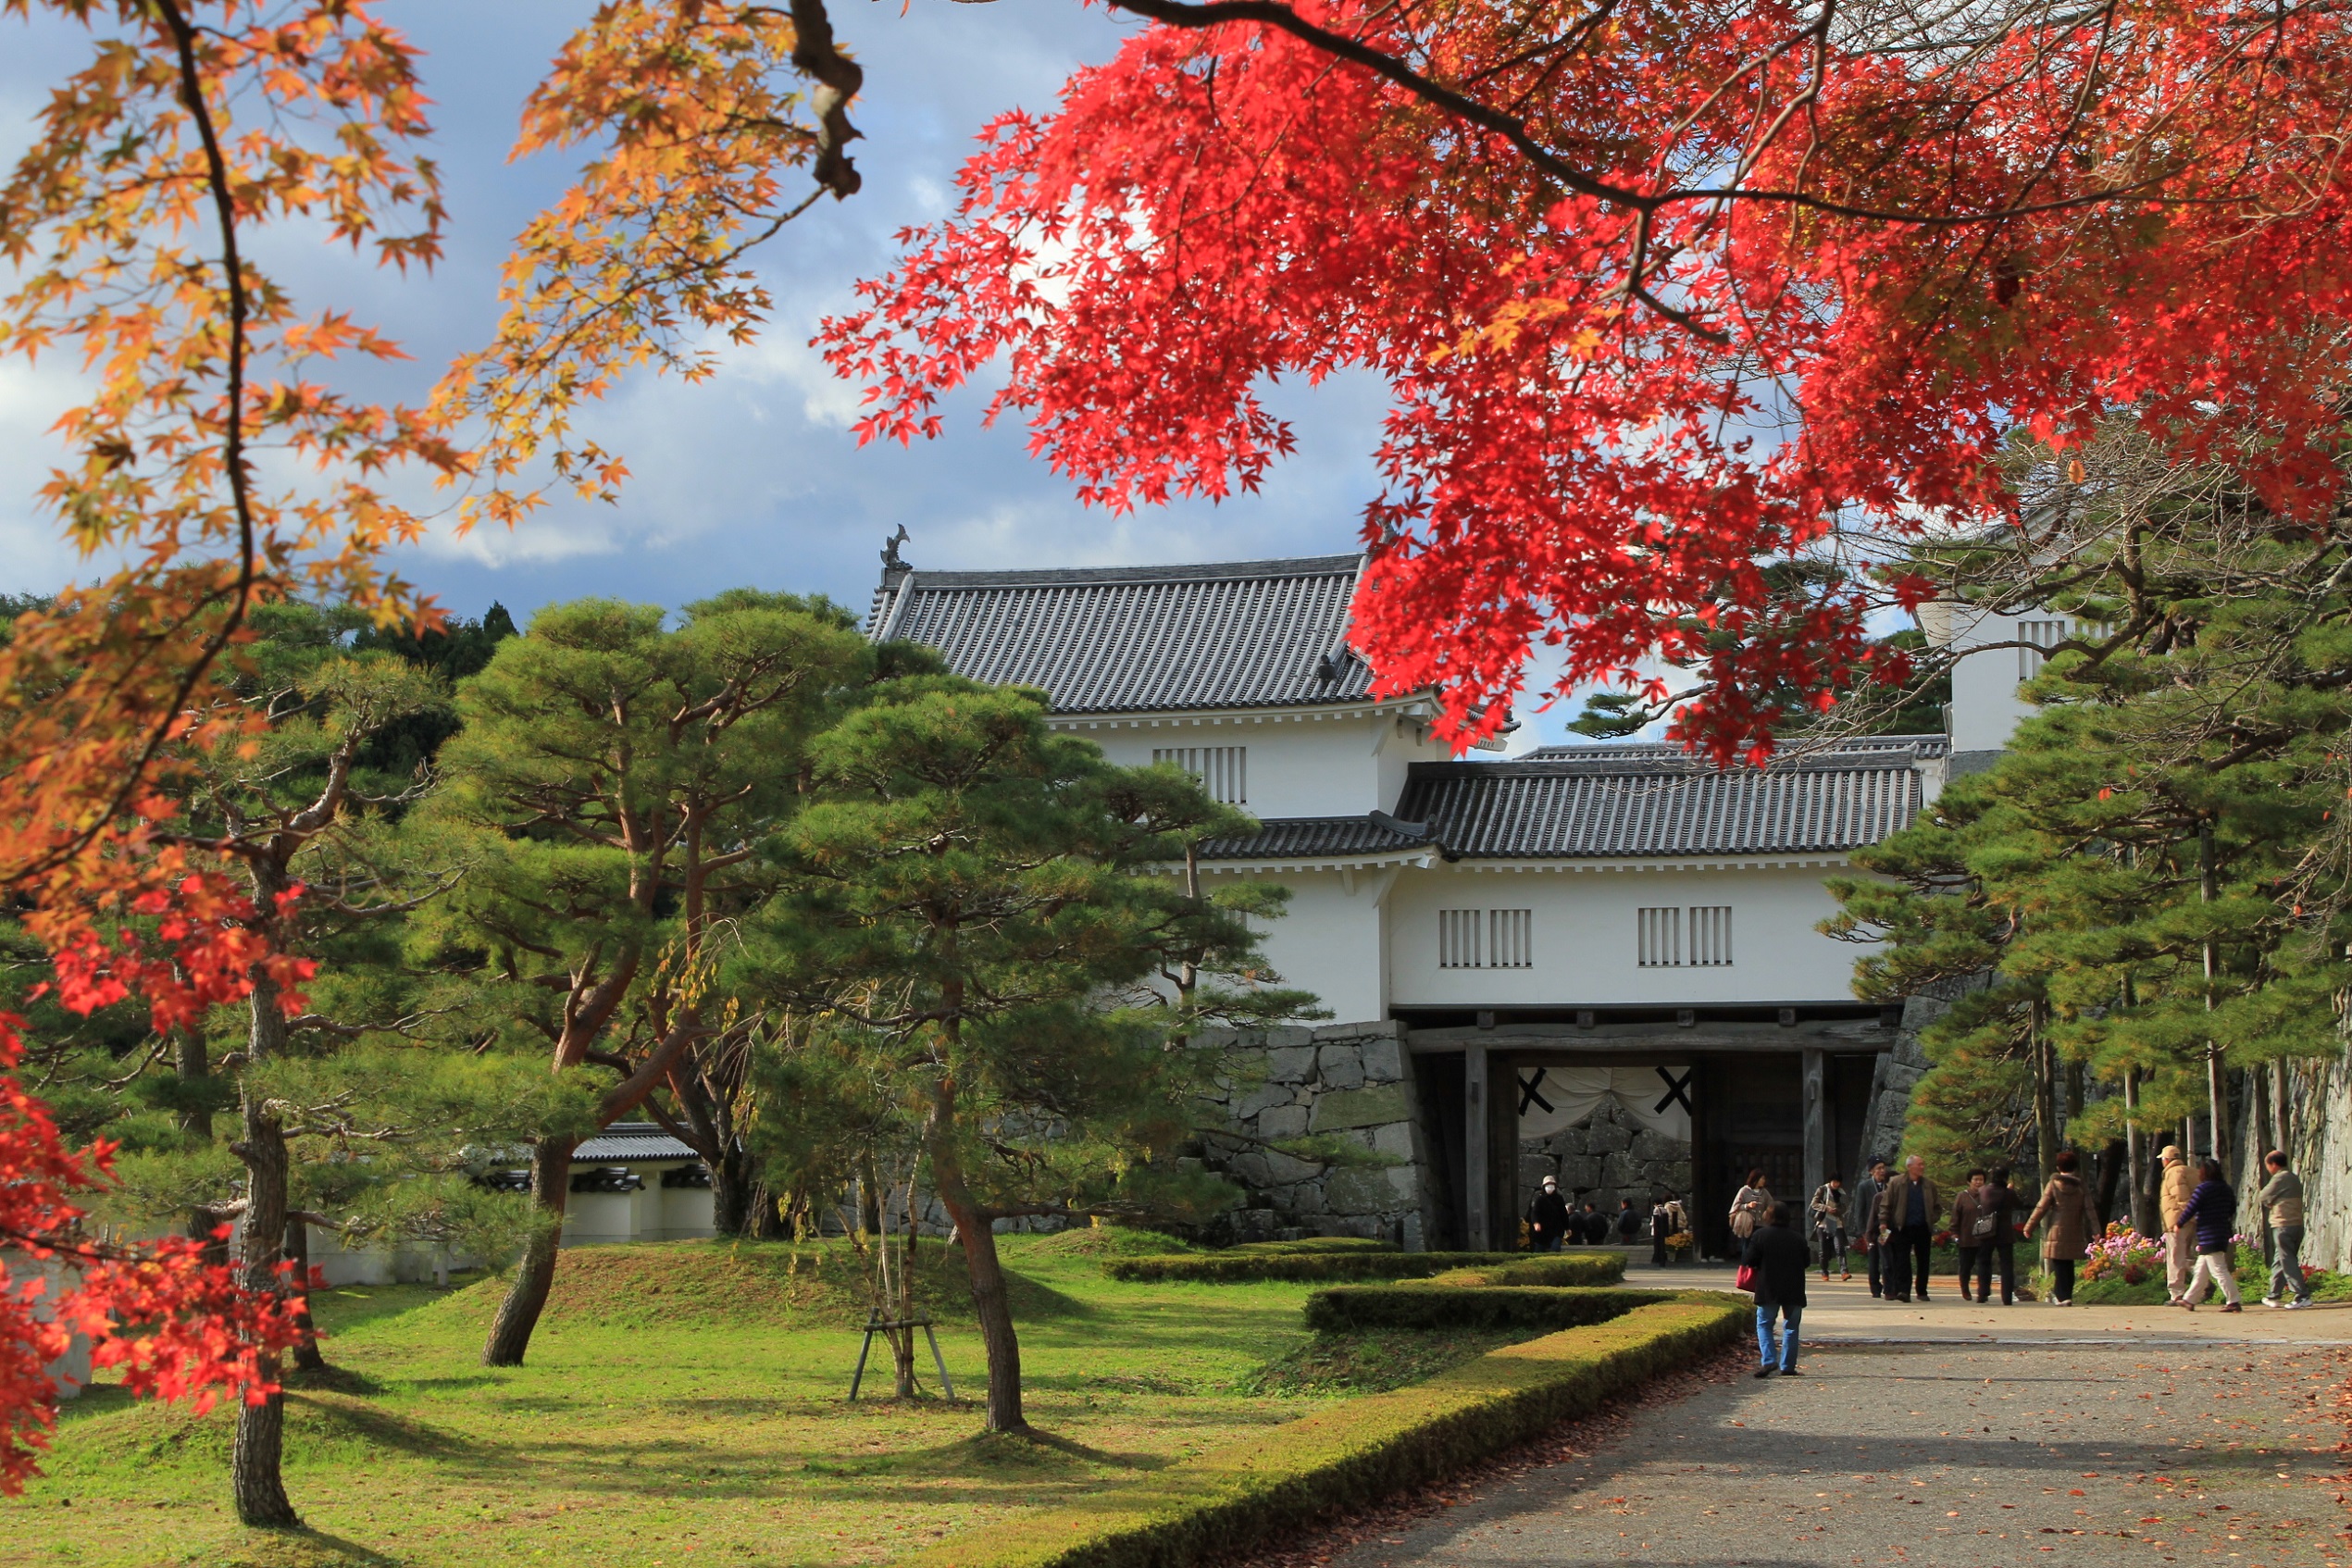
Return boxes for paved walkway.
[1316,1267,2352,1568]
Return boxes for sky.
[0,2,1593,743]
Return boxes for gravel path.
[1282,1342,2352,1568]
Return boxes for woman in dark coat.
[2180,1159,2244,1312]
[1742,1203,1812,1378]
[2024,1150,2098,1305]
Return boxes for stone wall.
[1852,995,1941,1176]
[1193,1020,1434,1249]
[1514,1101,1690,1236]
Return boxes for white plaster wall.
[661,1187,716,1240]
[1918,601,2071,753]
[1387,861,1873,1007]
[1209,866,1394,1024]
[1055,708,1449,819]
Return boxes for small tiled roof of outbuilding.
[572,1124,699,1163]
[865,555,1379,714]
[1394,737,1938,859]
[1199,813,1437,862]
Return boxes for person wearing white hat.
[1526,1175,1573,1252]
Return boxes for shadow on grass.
[212,1524,403,1568]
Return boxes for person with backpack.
[2180,1157,2244,1313]
[1970,1166,2023,1305]
[1808,1173,1850,1282]
[2025,1149,2098,1305]
[1742,1202,1812,1378]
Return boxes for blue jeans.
[1755,1302,1801,1371]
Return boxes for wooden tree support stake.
[847,1311,956,1401]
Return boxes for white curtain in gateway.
[1513,1064,1692,1143]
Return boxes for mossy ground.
[0,1233,1462,1568]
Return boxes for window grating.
[1488,909,1532,968]
[2018,619,2067,679]
[1438,909,1483,969]
[1152,745,1247,804]
[1689,905,1733,966]
[1636,906,1682,967]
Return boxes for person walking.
[2259,1151,2316,1309]
[1526,1176,1572,1252]
[2159,1144,2196,1304]
[1651,1190,1689,1265]
[1729,1168,1773,1252]
[1743,1202,1811,1378]
[1972,1165,2023,1305]
[2180,1157,2244,1312]
[2025,1149,2097,1305]
[1809,1172,1850,1282]
[1878,1155,1939,1302]
[1578,1201,1609,1245]
[1615,1198,1642,1246]
[1851,1158,1890,1298]
[1952,1169,1987,1302]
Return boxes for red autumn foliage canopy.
[824,0,2352,760]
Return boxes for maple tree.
[0,0,864,1510]
[825,0,2352,761]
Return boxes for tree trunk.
[2029,1002,2057,1183]
[925,1094,1025,1432]
[749,1179,788,1239]
[174,1027,214,1143]
[482,1139,575,1367]
[230,1084,299,1528]
[2092,1138,2126,1227]
[284,1217,326,1374]
[2200,823,2230,1170]
[710,1139,759,1236]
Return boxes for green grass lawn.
[0,1231,1509,1568]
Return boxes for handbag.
[1971,1209,1997,1239]
[1736,1263,1758,1291]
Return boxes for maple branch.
[787,0,864,199]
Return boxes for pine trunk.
[926,1096,1024,1432]
[230,1081,299,1528]
[710,1139,758,1236]
[482,1139,574,1367]
[284,1217,325,1374]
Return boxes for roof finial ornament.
[881,525,910,570]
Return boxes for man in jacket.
[1526,1176,1572,1251]
[2159,1145,2196,1304]
[1952,1170,1987,1302]
[1743,1202,1812,1377]
[1851,1158,1891,1298]
[1877,1156,1939,1303]
[2259,1151,2314,1309]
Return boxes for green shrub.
[1103,1250,1626,1286]
[1229,1237,1399,1255]
[902,1296,1747,1568]
[1303,1286,1658,1334]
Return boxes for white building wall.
[1206,865,1397,1024]
[1919,601,2072,754]
[1055,706,1450,819]
[1386,861,1869,1007]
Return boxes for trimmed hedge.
[1229,1237,1399,1255]
[902,1294,1748,1568]
[1102,1249,1627,1286]
[1303,1285,1660,1334]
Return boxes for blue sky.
[0,3,1597,741]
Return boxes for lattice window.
[1636,906,1682,967]
[1487,909,1533,968]
[1438,909,1483,968]
[1688,905,1733,966]
[1152,745,1246,804]
[2018,619,2067,679]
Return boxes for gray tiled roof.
[572,1124,699,1163]
[1394,747,1930,859]
[865,555,1378,714]
[1200,814,1436,862]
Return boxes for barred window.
[2018,619,2067,679]
[1636,906,1682,967]
[1689,905,1733,966]
[1487,909,1533,969]
[1438,909,1483,968]
[1152,745,1246,804]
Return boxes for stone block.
[1386,1165,1419,1201]
[1359,1034,1404,1082]
[1309,1083,1410,1132]
[1266,1045,1317,1083]
[1281,1181,1329,1214]
[1256,1103,1309,1139]
[1236,1082,1295,1120]
[1520,1156,1558,1192]
[1315,1018,1400,1041]
[1559,1154,1602,1189]
[1631,1129,1684,1163]
[1325,1168,1395,1215]
[1267,1025,1317,1049]
[1587,1117,1634,1154]
[1370,1121,1416,1161]
[1317,1045,1366,1090]
[1600,1151,1643,1189]
[1548,1126,1591,1157]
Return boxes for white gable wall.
[1206,865,1398,1023]
[1920,600,2070,753]
[1386,860,1865,1008]
[1054,705,1450,819]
